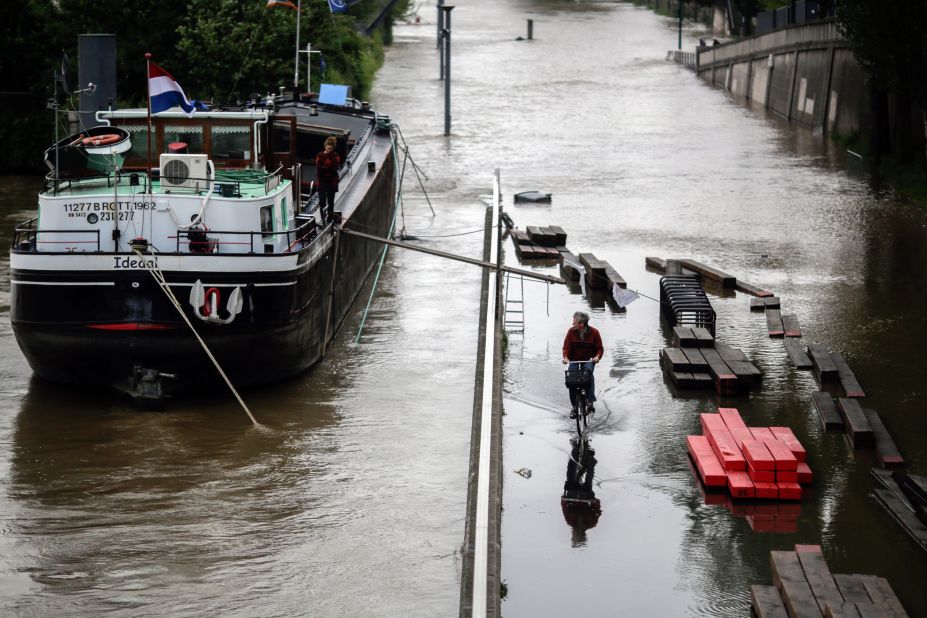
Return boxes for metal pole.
[678,1,682,50]
[442,6,454,135]
[294,0,302,89]
[527,19,533,40]
[339,227,565,285]
[438,0,445,79]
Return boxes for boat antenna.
[145,52,153,194]
[293,0,302,93]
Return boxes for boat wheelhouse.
[10,96,396,400]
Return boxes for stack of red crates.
[687,407,812,500]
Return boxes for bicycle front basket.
[564,367,592,388]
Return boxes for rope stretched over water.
[132,249,260,426]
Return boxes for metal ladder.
[504,271,525,333]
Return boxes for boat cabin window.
[212,125,251,163]
[124,125,154,161]
[260,204,274,241]
[164,125,204,154]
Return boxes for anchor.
[189,280,244,324]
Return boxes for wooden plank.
[767,309,785,337]
[781,579,825,618]
[716,342,748,362]
[691,373,713,387]
[510,229,532,244]
[769,551,817,584]
[678,259,737,287]
[687,435,728,487]
[764,296,782,309]
[777,470,799,483]
[737,280,774,297]
[862,408,905,469]
[754,481,779,499]
[833,574,876,606]
[742,439,776,471]
[797,461,813,484]
[578,252,607,289]
[673,326,698,348]
[603,264,627,289]
[769,426,807,462]
[559,251,582,281]
[719,407,753,447]
[700,414,747,471]
[547,225,567,246]
[762,438,799,471]
[750,427,777,442]
[824,603,862,618]
[831,351,866,398]
[809,344,839,382]
[858,575,909,618]
[749,462,776,483]
[728,470,755,498]
[681,347,709,372]
[871,488,927,553]
[812,391,845,431]
[660,347,691,372]
[785,338,814,369]
[778,481,802,499]
[671,372,696,388]
[796,546,844,613]
[726,360,762,384]
[853,603,891,618]
[837,398,875,447]
[782,313,802,337]
[752,585,790,618]
[645,256,667,271]
[751,297,768,311]
[691,327,715,348]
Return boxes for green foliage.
[0,0,401,172]
[837,2,927,109]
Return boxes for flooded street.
[2,0,927,615]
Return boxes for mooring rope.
[132,249,260,426]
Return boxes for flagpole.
[294,0,301,92]
[145,52,153,194]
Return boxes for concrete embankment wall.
[632,0,729,34]
[697,20,869,139]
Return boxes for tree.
[838,1,927,165]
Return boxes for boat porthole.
[132,281,140,289]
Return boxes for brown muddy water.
[2,0,927,616]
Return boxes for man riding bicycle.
[562,311,604,418]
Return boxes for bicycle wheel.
[575,390,588,437]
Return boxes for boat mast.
[293,0,302,91]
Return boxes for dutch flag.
[148,63,204,116]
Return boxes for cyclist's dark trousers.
[318,186,337,221]
[567,361,597,407]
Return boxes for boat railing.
[13,219,102,252]
[172,217,320,255]
[44,171,120,195]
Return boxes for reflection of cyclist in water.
[562,311,604,416]
[561,439,602,546]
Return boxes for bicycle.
[564,360,596,438]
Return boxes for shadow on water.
[560,437,602,547]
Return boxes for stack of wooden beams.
[509,227,560,259]
[810,392,903,468]
[687,408,812,500]
[660,327,761,395]
[751,296,803,338]
[752,545,909,617]
[871,470,927,553]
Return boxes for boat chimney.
[78,34,116,129]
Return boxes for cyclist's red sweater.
[562,326,604,361]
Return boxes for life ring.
[201,287,220,317]
[82,133,122,147]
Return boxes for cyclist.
[561,311,604,418]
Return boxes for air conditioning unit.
[159,154,210,191]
